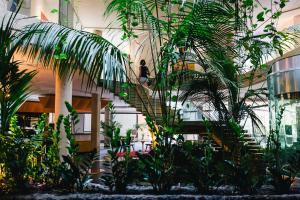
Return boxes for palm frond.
[0,8,36,132]
[18,22,127,89]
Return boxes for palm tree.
[177,0,294,159]
[0,9,36,133]
[18,22,127,89]
[1,2,127,131]
[10,0,294,192]
[105,0,238,133]
[179,52,269,152]
[104,0,241,192]
[106,0,294,178]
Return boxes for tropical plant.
[7,0,296,194]
[0,102,97,193]
[169,139,219,194]
[1,116,32,192]
[177,0,294,170]
[265,107,297,194]
[136,115,182,193]
[29,113,62,187]
[18,22,126,90]
[0,6,36,133]
[101,103,141,193]
[59,102,97,192]
[138,145,174,193]
[285,143,300,177]
[44,116,63,186]
[217,150,264,194]
[104,0,245,192]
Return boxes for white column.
[30,0,42,19]
[55,71,72,158]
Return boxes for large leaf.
[0,8,36,132]
[18,22,127,89]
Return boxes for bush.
[101,103,142,193]
[0,116,32,192]
[0,102,97,193]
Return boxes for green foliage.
[0,0,296,195]
[0,116,32,192]
[29,114,62,187]
[61,151,97,192]
[265,107,297,194]
[137,116,183,193]
[59,102,97,192]
[102,151,142,194]
[101,103,141,193]
[0,9,36,192]
[50,9,59,14]
[284,143,300,177]
[173,141,218,194]
[19,21,126,90]
[0,102,97,193]
[105,2,293,194]
[217,152,264,194]
[0,8,36,133]
[0,113,64,193]
[139,146,174,193]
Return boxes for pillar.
[104,105,111,147]
[59,0,73,28]
[55,72,72,158]
[91,93,101,174]
[55,0,73,159]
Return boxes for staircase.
[111,84,263,159]
[115,85,174,122]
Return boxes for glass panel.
[83,114,91,133]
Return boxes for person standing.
[139,59,150,87]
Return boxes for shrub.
[101,103,141,193]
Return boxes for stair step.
[113,83,263,158]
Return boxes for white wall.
[31,0,58,23]
[0,0,38,30]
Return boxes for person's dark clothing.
[140,65,149,78]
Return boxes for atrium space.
[1,0,300,199]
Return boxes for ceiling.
[13,0,300,102]
[73,0,300,31]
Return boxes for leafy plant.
[105,0,294,193]
[29,114,63,187]
[1,116,32,192]
[177,0,294,166]
[19,19,126,90]
[137,116,181,193]
[218,152,264,194]
[0,102,96,193]
[101,103,141,193]
[285,143,300,177]
[0,5,36,133]
[59,102,97,192]
[165,139,219,194]
[265,107,296,194]
[138,146,174,193]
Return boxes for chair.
[130,129,139,150]
[145,142,152,152]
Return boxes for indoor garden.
[0,0,300,199]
